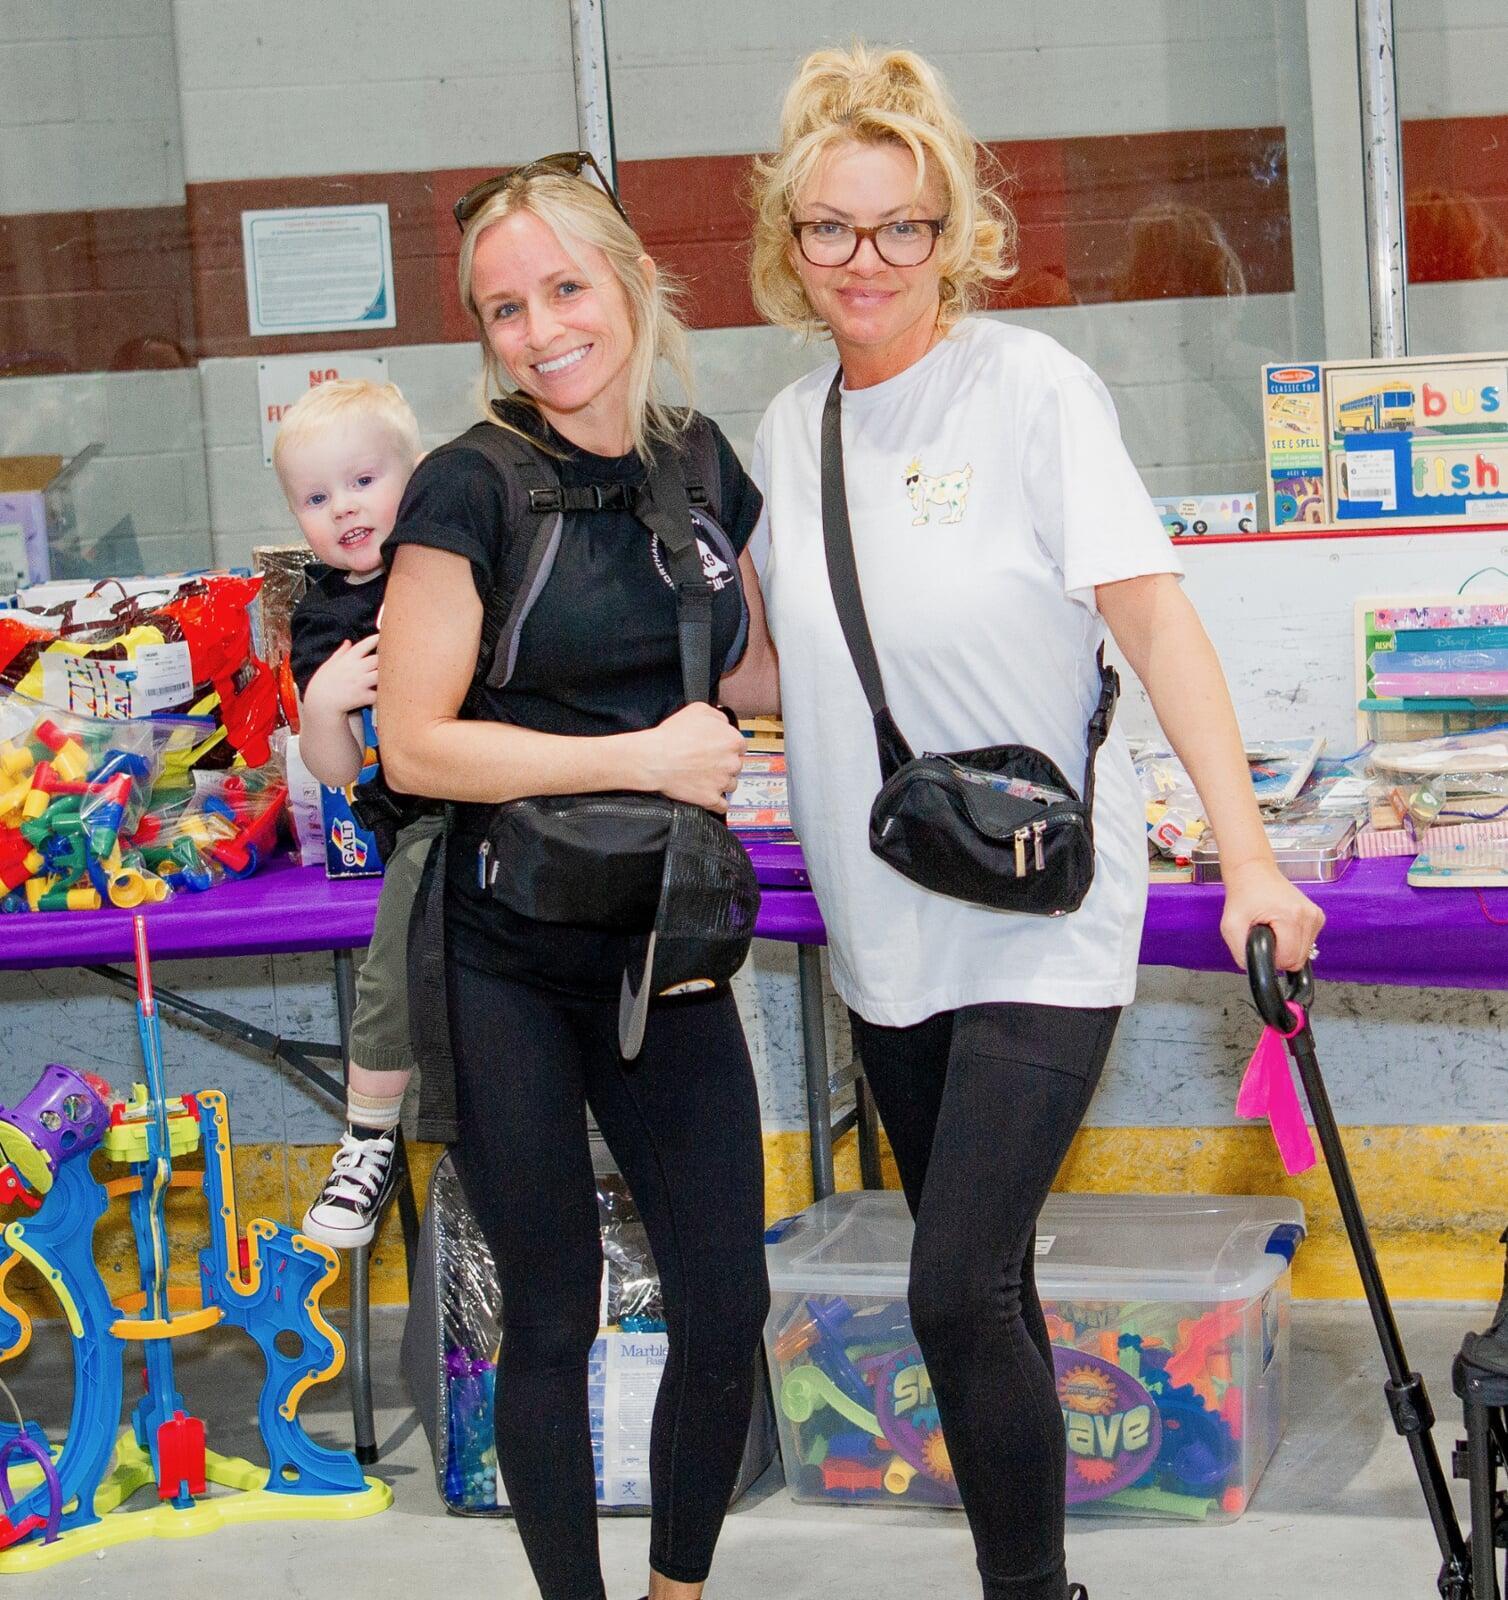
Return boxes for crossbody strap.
[821,368,1119,799]
[820,371,916,777]
[640,443,714,706]
[1080,648,1120,815]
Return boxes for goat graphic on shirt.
[905,457,973,525]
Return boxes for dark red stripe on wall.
[0,206,193,377]
[59,116,1508,377]
[1402,114,1508,283]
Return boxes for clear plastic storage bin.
[764,1191,1304,1523]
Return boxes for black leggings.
[849,1001,1120,1600]
[448,959,769,1600]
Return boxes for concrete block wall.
[3,3,1507,567]
[204,294,1299,568]
[0,369,209,574]
[172,0,577,182]
[0,0,183,213]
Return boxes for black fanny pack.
[820,370,1118,917]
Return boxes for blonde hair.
[457,173,694,458]
[272,379,422,487]
[750,43,1017,338]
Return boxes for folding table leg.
[798,945,834,1202]
[332,948,379,1467]
[854,1068,884,1191]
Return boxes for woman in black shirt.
[379,160,777,1600]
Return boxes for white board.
[1110,528,1508,752]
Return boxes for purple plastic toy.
[0,1067,110,1193]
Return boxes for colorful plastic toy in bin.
[764,1191,1304,1522]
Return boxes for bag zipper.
[887,759,1088,842]
[496,798,675,822]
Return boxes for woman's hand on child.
[633,703,745,813]
[305,635,380,715]
[1219,858,1326,973]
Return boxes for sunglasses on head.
[452,150,631,233]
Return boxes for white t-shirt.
[751,317,1182,1025]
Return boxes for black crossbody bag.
[820,370,1119,917]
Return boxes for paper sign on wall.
[257,354,391,467]
[242,205,397,338]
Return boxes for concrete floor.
[1,1301,1492,1600]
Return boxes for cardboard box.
[0,447,100,594]
[320,783,384,878]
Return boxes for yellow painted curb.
[1,1124,1497,1317]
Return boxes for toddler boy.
[279,379,434,1247]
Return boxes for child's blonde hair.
[457,172,694,459]
[749,42,1017,339]
[272,379,422,490]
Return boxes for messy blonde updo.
[749,43,1017,339]
[457,171,695,458]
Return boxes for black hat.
[618,804,761,1059]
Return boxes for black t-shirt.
[289,566,430,841]
[289,565,385,698]
[383,407,762,994]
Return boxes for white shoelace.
[318,1131,395,1207]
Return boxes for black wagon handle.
[1245,923,1314,1031]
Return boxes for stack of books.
[730,718,793,841]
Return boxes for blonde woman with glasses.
[745,46,1322,1600]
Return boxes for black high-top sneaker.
[300,1128,398,1248]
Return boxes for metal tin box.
[1191,816,1357,884]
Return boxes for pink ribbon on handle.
[1236,1004,1317,1175]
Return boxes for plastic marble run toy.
[0,915,389,1570]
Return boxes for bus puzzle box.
[1263,353,1508,531]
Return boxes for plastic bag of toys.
[252,546,319,731]
[0,696,202,912]
[0,573,280,769]
[129,748,289,895]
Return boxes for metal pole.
[1289,1026,1469,1585]
[1356,0,1408,356]
[569,0,617,188]
[333,949,379,1466]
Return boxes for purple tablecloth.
[0,855,383,971]
[5,845,1505,988]
[744,842,1508,990]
